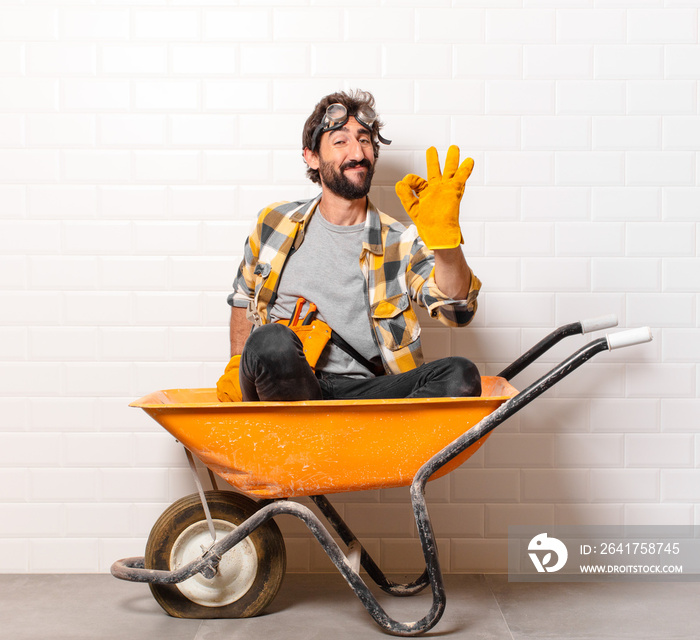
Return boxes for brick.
[591,258,660,292]
[28,256,97,291]
[521,187,590,220]
[61,8,129,40]
[592,187,660,221]
[452,116,519,150]
[63,292,131,326]
[592,116,660,150]
[170,327,227,361]
[27,43,96,75]
[485,293,555,327]
[485,222,553,256]
[133,80,199,111]
[381,539,451,573]
[133,151,199,182]
[275,8,344,41]
[134,221,200,254]
[171,187,236,220]
[520,398,590,434]
[63,151,131,183]
[624,504,693,526]
[0,505,62,536]
[64,363,132,397]
[0,7,57,40]
[383,44,451,78]
[0,43,22,75]
[522,117,590,150]
[663,116,700,150]
[628,81,696,115]
[0,433,62,467]
[454,45,522,79]
[203,9,270,41]
[63,221,132,255]
[28,186,96,219]
[63,79,130,111]
[485,504,555,537]
[453,328,521,365]
[524,45,592,78]
[0,364,61,397]
[595,45,663,79]
[522,258,590,292]
[662,399,700,433]
[0,150,58,182]
[556,434,624,467]
[626,434,694,467]
[134,292,202,325]
[556,152,624,186]
[28,114,95,147]
[100,187,167,220]
[557,9,626,43]
[100,256,168,290]
[204,151,271,183]
[101,45,167,75]
[0,469,27,501]
[556,222,625,256]
[99,115,166,147]
[663,259,700,292]
[30,327,98,361]
[417,80,484,114]
[627,152,694,186]
[662,470,700,501]
[242,44,309,76]
[626,363,696,398]
[665,45,700,79]
[31,539,99,573]
[487,81,554,114]
[590,470,658,502]
[557,81,625,115]
[0,114,23,147]
[485,433,555,468]
[101,469,169,502]
[416,8,483,42]
[627,293,694,328]
[100,328,169,362]
[628,8,697,43]
[450,539,508,572]
[450,468,520,503]
[627,222,694,257]
[0,221,61,255]
[30,398,98,433]
[486,8,555,43]
[555,504,623,526]
[66,504,132,537]
[31,469,98,502]
[206,80,269,112]
[133,9,199,40]
[0,293,61,326]
[590,398,660,433]
[172,45,237,76]
[0,256,26,289]
[486,152,554,185]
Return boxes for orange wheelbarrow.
[111,317,651,636]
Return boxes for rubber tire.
[145,490,286,619]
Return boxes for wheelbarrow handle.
[581,313,618,333]
[607,326,653,350]
[499,313,619,381]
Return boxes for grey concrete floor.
[2,573,700,639]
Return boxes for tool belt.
[275,297,384,376]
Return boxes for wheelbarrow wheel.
[145,490,286,619]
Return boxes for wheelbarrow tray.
[131,376,517,499]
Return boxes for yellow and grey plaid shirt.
[228,195,481,375]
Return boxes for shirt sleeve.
[227,215,261,309]
[405,233,481,328]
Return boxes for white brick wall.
[1,1,698,576]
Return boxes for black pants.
[240,323,481,402]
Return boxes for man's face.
[315,116,376,200]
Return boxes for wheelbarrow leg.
[310,495,430,597]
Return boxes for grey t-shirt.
[269,210,381,378]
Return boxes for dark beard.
[318,158,374,201]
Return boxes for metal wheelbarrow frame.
[112,316,652,636]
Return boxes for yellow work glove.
[395,145,474,250]
[216,355,243,402]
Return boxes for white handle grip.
[580,314,618,334]
[606,327,653,350]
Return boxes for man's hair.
[302,89,384,185]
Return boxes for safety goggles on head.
[310,103,392,151]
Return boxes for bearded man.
[220,90,482,403]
